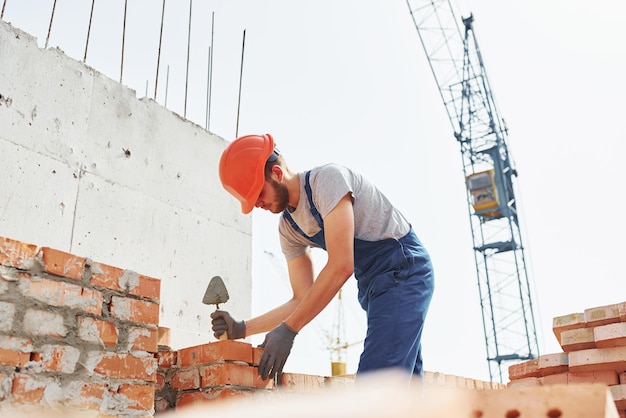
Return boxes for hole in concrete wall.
[505,410,520,418]
[546,409,562,417]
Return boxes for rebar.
[184,0,192,118]
[45,0,57,49]
[83,0,96,62]
[120,0,128,83]
[235,29,246,138]
[154,0,166,100]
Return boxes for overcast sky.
[4,0,625,382]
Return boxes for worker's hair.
[264,153,284,180]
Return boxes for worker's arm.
[257,194,355,379]
[242,252,315,336]
[214,194,354,342]
[284,194,355,331]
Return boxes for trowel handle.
[219,331,228,341]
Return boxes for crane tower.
[405,0,540,381]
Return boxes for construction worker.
[212,133,435,383]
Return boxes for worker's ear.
[270,164,283,182]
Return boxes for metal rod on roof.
[205,45,211,130]
[83,0,96,62]
[154,0,166,101]
[205,11,214,131]
[165,65,170,107]
[1,0,8,20]
[235,29,246,138]
[120,0,128,83]
[184,0,192,118]
[44,0,57,49]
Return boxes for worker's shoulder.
[310,162,352,178]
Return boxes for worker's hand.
[258,322,298,381]
[210,310,246,340]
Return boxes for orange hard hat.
[219,133,277,214]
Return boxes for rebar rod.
[83,0,96,62]
[120,0,128,83]
[184,0,192,118]
[235,29,246,138]
[44,0,57,48]
[154,0,166,100]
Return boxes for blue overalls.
[283,171,435,380]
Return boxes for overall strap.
[282,171,326,248]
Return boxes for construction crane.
[405,0,540,382]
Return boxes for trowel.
[202,275,231,340]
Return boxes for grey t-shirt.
[279,164,411,260]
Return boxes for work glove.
[258,322,298,381]
[210,310,246,340]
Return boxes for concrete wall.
[0,20,252,350]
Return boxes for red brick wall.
[0,236,160,416]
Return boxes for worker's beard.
[270,179,290,214]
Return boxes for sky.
[3,0,625,383]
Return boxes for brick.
[171,368,200,391]
[131,273,160,300]
[0,335,33,351]
[156,372,166,391]
[618,302,626,322]
[64,382,109,410]
[30,344,81,373]
[621,372,626,384]
[0,301,16,332]
[0,348,30,367]
[508,358,539,380]
[552,312,586,345]
[611,384,626,410]
[11,374,47,404]
[157,350,177,369]
[158,327,171,347]
[539,372,568,385]
[19,275,103,315]
[252,345,263,366]
[324,374,355,390]
[77,316,118,347]
[86,352,157,381]
[506,376,540,388]
[540,370,619,386]
[561,327,596,352]
[23,308,67,338]
[569,346,626,373]
[176,387,254,408]
[126,326,158,353]
[41,247,85,280]
[281,372,325,391]
[537,352,568,376]
[90,262,160,300]
[200,363,272,389]
[569,370,619,385]
[117,383,155,411]
[595,322,626,348]
[110,295,159,325]
[585,303,622,328]
[0,237,39,269]
[178,340,253,367]
[477,383,620,417]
